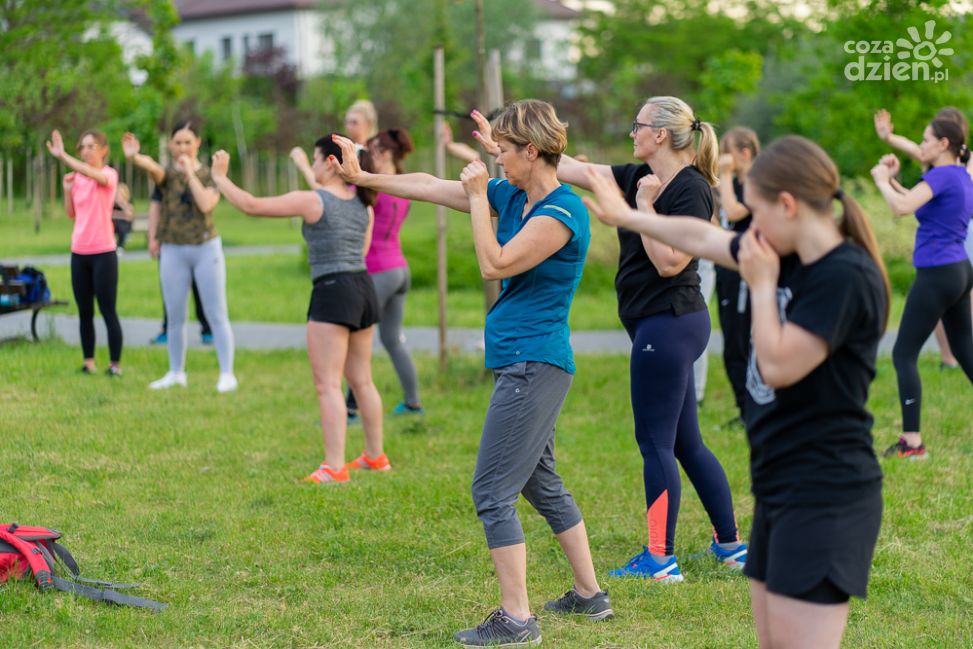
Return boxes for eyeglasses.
[631,121,662,135]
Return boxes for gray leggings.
[472,361,583,549]
[159,237,234,374]
[347,266,420,408]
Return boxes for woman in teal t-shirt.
[332,99,611,647]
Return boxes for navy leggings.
[892,260,973,432]
[623,308,739,556]
[71,251,122,363]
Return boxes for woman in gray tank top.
[210,134,390,485]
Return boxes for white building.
[167,0,581,81]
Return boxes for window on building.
[221,36,232,62]
[258,33,274,51]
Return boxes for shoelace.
[475,609,524,640]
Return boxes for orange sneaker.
[302,463,350,484]
[346,452,392,472]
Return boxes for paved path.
[0,311,940,356]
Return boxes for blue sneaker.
[347,411,360,426]
[150,332,167,345]
[608,546,684,583]
[391,402,424,416]
[201,333,214,345]
[709,541,747,571]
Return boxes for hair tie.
[690,118,702,132]
[834,188,844,200]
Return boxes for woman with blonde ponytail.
[473,96,748,581]
[583,135,889,649]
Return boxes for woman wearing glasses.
[476,96,747,582]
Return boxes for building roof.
[533,0,581,20]
[175,0,318,21]
[175,0,580,22]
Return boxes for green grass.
[1,343,971,647]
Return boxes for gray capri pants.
[472,361,583,549]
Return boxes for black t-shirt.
[730,236,885,504]
[726,176,751,233]
[611,163,713,320]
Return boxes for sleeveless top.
[303,189,369,280]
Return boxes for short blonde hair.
[491,99,568,167]
[346,99,378,138]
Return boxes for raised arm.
[211,150,321,221]
[176,155,220,214]
[46,131,111,185]
[442,122,481,164]
[738,229,828,388]
[583,168,738,270]
[330,134,471,213]
[289,147,322,190]
[874,109,922,162]
[717,155,750,222]
[460,161,571,280]
[122,133,165,185]
[871,155,933,217]
[62,173,76,220]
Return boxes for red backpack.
[0,523,166,611]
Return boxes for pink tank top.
[365,192,411,273]
[70,166,118,255]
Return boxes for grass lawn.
[1,342,971,648]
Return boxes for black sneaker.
[882,436,928,461]
[106,366,123,378]
[453,608,541,647]
[80,365,96,375]
[543,587,613,621]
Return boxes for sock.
[651,553,674,563]
[717,541,744,551]
[501,609,529,625]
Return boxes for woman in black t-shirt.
[584,135,890,649]
[474,96,747,581]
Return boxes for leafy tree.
[318,0,539,145]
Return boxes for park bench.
[0,267,68,342]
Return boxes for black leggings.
[892,260,973,432]
[71,251,123,363]
[716,267,751,417]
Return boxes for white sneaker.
[216,373,238,393]
[149,371,187,390]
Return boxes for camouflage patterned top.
[156,163,219,245]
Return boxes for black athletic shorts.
[744,488,882,604]
[307,270,379,331]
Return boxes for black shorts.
[307,271,379,331]
[744,489,882,604]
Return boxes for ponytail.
[315,133,377,207]
[837,193,891,331]
[694,121,719,187]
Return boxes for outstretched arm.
[460,161,571,280]
[442,122,481,164]
[330,134,471,213]
[122,133,165,185]
[583,168,738,270]
[211,150,321,221]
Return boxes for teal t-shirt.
[484,178,590,374]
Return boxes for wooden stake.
[434,47,448,372]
